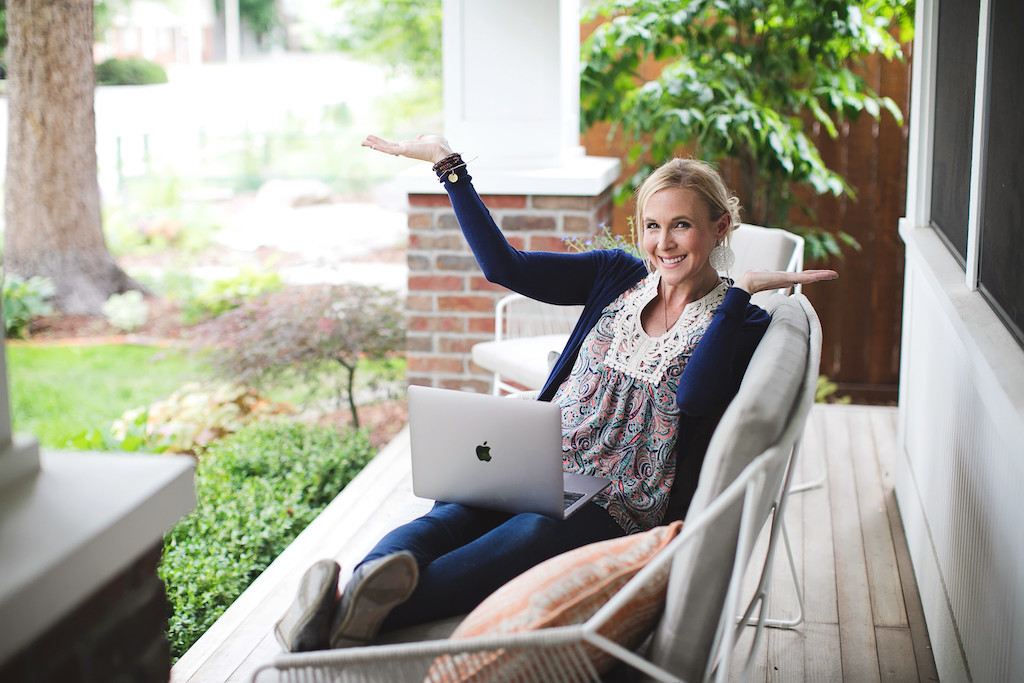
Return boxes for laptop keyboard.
[563,491,585,510]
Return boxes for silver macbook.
[407,385,611,519]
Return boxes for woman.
[274,135,838,652]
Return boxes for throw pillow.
[425,521,683,682]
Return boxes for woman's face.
[641,188,729,290]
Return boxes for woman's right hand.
[361,134,453,164]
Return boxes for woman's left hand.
[734,269,839,295]
[361,134,453,164]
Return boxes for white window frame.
[964,0,993,290]
[905,0,993,294]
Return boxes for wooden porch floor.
[171,404,938,682]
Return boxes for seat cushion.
[424,521,683,682]
[649,294,811,680]
[688,295,810,511]
[471,334,569,390]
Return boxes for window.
[929,0,980,264]
[927,0,1024,350]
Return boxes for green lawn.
[7,343,209,448]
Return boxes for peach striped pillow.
[426,521,683,682]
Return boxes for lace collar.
[604,273,729,385]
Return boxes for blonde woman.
[274,135,837,652]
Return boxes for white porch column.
[442,0,583,166]
[401,0,618,196]
[225,0,241,62]
[186,0,207,66]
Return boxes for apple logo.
[475,441,492,462]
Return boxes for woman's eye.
[645,222,659,230]
[674,222,691,230]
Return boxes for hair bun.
[725,196,742,228]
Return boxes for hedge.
[95,56,169,86]
[160,421,375,660]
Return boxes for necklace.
[662,282,669,333]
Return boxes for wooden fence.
[581,49,912,404]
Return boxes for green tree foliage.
[93,1,127,41]
[214,0,279,37]
[581,0,914,260]
[333,0,441,79]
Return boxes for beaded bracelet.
[432,153,462,174]
[432,153,474,183]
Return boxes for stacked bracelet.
[432,153,468,183]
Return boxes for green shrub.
[95,57,168,86]
[2,274,56,339]
[181,268,284,325]
[816,375,852,405]
[160,421,375,660]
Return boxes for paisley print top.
[552,272,729,534]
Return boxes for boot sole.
[330,552,418,648]
[274,559,340,652]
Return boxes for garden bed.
[21,293,408,451]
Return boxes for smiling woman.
[260,134,839,658]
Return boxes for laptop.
[407,385,612,519]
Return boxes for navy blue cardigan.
[442,167,770,521]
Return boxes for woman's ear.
[715,212,732,240]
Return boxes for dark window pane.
[930,0,980,263]
[979,0,1024,347]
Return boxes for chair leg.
[757,518,804,629]
[740,513,804,631]
[786,439,826,494]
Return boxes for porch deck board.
[173,404,936,682]
[731,405,937,682]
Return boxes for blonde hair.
[633,158,742,272]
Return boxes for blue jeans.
[359,501,626,632]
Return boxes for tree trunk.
[4,0,139,315]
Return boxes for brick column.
[405,187,614,393]
[0,542,171,683]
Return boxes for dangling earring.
[709,240,735,272]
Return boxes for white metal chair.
[731,225,825,495]
[251,294,822,683]
[470,224,805,397]
[470,294,582,395]
[729,224,804,306]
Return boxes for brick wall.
[406,188,614,393]
[0,541,171,683]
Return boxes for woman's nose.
[657,228,674,250]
